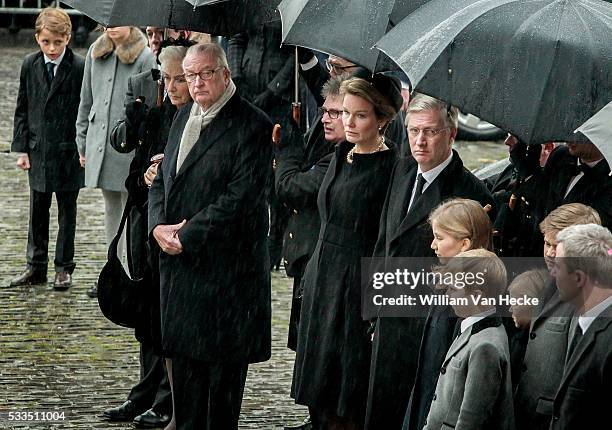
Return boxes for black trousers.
[172,356,248,429]
[26,189,79,273]
[128,342,172,414]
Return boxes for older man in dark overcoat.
[148,43,272,429]
[365,94,495,430]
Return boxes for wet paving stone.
[0,32,507,429]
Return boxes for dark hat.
[348,69,403,113]
[370,73,403,113]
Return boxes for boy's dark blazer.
[12,47,85,192]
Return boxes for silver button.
[98,146,102,152]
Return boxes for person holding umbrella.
[367,94,494,430]
[291,74,403,430]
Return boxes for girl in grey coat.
[76,27,156,270]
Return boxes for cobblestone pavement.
[0,31,507,430]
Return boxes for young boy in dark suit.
[424,249,515,430]
[10,7,85,290]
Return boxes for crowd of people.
[9,7,612,430]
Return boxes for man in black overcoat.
[148,43,272,429]
[365,94,495,430]
[550,224,612,430]
[11,16,84,290]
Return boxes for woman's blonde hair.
[429,198,493,250]
[340,77,398,124]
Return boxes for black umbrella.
[277,0,429,72]
[375,0,612,144]
[62,0,278,36]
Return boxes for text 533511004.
[1,410,67,422]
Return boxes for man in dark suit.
[227,20,298,271]
[10,8,84,290]
[148,43,272,429]
[275,76,345,353]
[513,203,600,430]
[366,94,495,430]
[550,223,612,429]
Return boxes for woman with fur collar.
[76,27,156,287]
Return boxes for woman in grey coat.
[76,26,156,281]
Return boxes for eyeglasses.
[408,127,450,138]
[318,107,342,119]
[325,59,356,75]
[162,74,187,84]
[184,66,223,83]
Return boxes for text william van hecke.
[372,293,539,307]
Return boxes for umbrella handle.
[292,102,301,125]
[294,46,299,103]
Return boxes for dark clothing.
[109,72,174,413]
[368,150,495,430]
[12,48,85,192]
[172,355,248,430]
[551,305,612,429]
[292,142,397,422]
[275,120,335,350]
[508,327,529,390]
[542,145,612,227]
[514,282,573,430]
[148,94,272,364]
[26,189,78,273]
[12,48,84,275]
[128,343,172,415]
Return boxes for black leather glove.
[297,47,315,65]
[125,98,149,129]
[252,89,276,112]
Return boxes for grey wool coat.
[424,318,515,430]
[76,28,156,191]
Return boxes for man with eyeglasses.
[148,43,272,429]
[365,93,495,430]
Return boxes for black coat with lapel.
[551,305,612,429]
[543,145,612,227]
[148,94,273,364]
[367,150,495,430]
[275,119,334,276]
[12,48,85,192]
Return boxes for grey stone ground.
[0,30,507,429]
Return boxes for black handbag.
[97,201,149,328]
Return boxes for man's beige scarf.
[176,79,236,172]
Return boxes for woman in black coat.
[291,74,404,429]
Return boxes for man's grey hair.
[556,223,612,286]
[321,76,345,99]
[405,93,459,129]
[159,46,190,72]
[184,42,229,70]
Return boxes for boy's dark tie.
[45,62,55,84]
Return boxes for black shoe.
[284,416,312,430]
[102,400,140,421]
[53,272,72,291]
[86,283,98,298]
[10,268,47,287]
[133,408,172,429]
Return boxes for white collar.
[578,295,612,334]
[461,307,496,333]
[418,150,454,184]
[44,49,66,66]
[579,158,603,169]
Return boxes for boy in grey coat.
[424,249,515,430]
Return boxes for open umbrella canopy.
[278,0,429,72]
[62,0,279,36]
[184,0,228,5]
[575,102,612,167]
[376,0,612,144]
